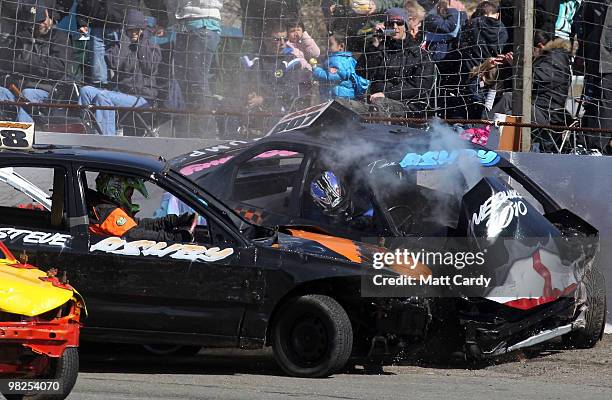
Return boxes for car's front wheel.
[272,294,353,378]
[3,347,79,400]
[564,266,607,349]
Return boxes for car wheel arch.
[264,277,361,347]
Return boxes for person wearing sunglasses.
[356,7,434,117]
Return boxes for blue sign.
[399,149,501,170]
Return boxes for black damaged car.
[0,110,606,378]
[172,101,607,359]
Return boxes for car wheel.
[3,347,79,400]
[564,267,607,349]
[141,344,201,356]
[272,294,353,378]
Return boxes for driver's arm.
[123,224,190,242]
[123,213,195,242]
[137,213,194,232]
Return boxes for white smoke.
[314,119,487,232]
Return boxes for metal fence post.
[512,0,534,151]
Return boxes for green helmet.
[95,173,148,215]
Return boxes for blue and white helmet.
[310,171,350,217]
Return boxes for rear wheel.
[564,267,607,348]
[3,347,79,400]
[272,294,353,378]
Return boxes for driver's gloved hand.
[175,228,194,243]
[176,212,196,226]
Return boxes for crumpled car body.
[172,102,607,360]
[0,242,83,398]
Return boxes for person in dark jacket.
[488,31,572,137]
[423,0,464,62]
[356,7,434,116]
[0,4,73,122]
[457,1,507,75]
[88,173,195,242]
[241,22,312,131]
[78,9,161,135]
[578,0,612,152]
[76,0,143,84]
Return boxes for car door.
[67,166,261,346]
[0,160,75,272]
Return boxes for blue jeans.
[174,28,221,137]
[79,86,148,135]
[88,27,119,84]
[0,87,49,122]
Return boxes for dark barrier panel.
[506,152,612,329]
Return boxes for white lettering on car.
[0,227,71,246]
[469,190,528,237]
[90,237,235,262]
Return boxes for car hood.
[0,257,75,317]
[276,228,432,278]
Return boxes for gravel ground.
[66,335,612,400]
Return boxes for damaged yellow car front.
[0,242,84,400]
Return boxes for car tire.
[564,267,607,349]
[272,294,353,378]
[3,347,79,400]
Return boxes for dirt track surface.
[67,336,612,400]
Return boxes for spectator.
[578,0,612,152]
[78,10,161,136]
[534,0,584,39]
[170,0,224,138]
[0,4,73,122]
[456,1,507,84]
[489,31,572,128]
[423,0,462,61]
[76,0,141,84]
[285,18,321,61]
[242,22,312,129]
[357,7,434,116]
[241,0,299,48]
[326,0,406,52]
[404,0,426,41]
[312,31,370,100]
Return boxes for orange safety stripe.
[89,207,137,237]
[287,229,362,263]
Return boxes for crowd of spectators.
[0,0,609,153]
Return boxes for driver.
[309,171,374,230]
[88,173,195,242]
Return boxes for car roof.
[172,122,508,171]
[0,144,167,173]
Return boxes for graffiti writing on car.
[0,227,71,246]
[188,140,253,158]
[90,237,235,262]
[399,149,500,170]
[470,190,527,236]
[267,101,334,136]
[367,159,399,173]
[180,150,299,176]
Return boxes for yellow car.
[0,242,84,400]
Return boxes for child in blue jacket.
[312,32,370,100]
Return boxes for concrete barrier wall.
[37,133,612,324]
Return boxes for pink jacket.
[292,31,321,60]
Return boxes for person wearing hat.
[0,2,74,122]
[75,0,143,85]
[356,7,434,116]
[78,9,162,136]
